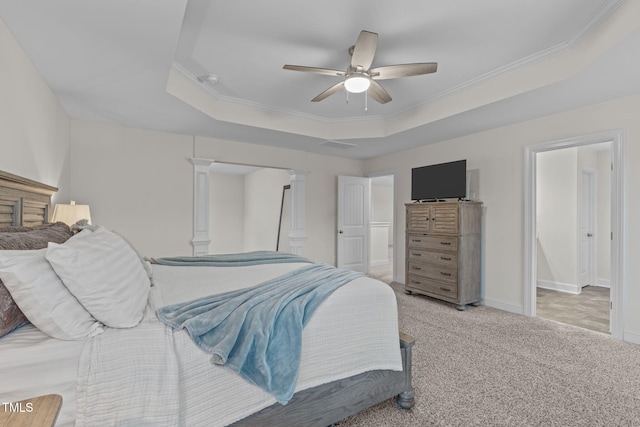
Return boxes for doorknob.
[338,230,343,234]
[587,233,593,237]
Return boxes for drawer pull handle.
[411,239,422,243]
[440,272,452,276]
[411,280,421,285]
[439,287,451,292]
[440,242,452,246]
[412,252,422,256]
[440,257,451,261]
[412,266,422,271]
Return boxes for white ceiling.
[1,0,639,159]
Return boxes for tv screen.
[411,160,467,201]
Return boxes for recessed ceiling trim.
[387,41,571,121]
[387,0,627,122]
[384,1,640,136]
[320,140,358,149]
[566,0,627,45]
[171,0,627,134]
[166,0,638,142]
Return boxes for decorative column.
[288,170,308,256]
[189,158,215,255]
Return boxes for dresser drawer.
[407,262,457,285]
[407,249,458,269]
[405,202,483,310]
[406,274,458,298]
[407,234,458,251]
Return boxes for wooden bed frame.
[233,332,415,426]
[0,170,56,227]
[0,170,415,427]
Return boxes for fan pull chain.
[346,91,349,104]
[365,93,368,113]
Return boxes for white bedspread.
[4,262,401,427]
[0,325,85,426]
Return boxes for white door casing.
[524,130,625,340]
[337,176,370,273]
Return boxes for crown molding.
[566,0,627,46]
[168,0,631,140]
[390,0,627,120]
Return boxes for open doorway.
[369,175,395,284]
[524,130,625,340]
[209,163,291,254]
[190,159,306,256]
[535,143,611,334]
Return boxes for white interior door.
[579,169,597,288]
[337,176,370,272]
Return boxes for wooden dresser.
[404,201,482,310]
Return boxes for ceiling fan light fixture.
[344,75,370,93]
[283,30,435,104]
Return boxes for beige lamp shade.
[51,201,92,226]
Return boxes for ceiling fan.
[283,30,437,104]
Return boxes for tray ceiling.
[1,0,639,159]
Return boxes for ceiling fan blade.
[370,62,438,80]
[351,31,378,70]
[283,65,346,77]
[367,80,392,104]
[311,81,345,102]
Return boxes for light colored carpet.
[338,282,640,426]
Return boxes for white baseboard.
[370,259,389,267]
[537,280,580,294]
[596,278,611,288]
[401,277,638,345]
[397,277,523,315]
[623,330,640,345]
[483,298,524,315]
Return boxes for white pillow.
[46,227,151,328]
[0,249,103,340]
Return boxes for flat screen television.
[411,159,467,201]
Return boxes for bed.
[0,170,414,427]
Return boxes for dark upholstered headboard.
[0,170,57,228]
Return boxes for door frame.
[366,172,396,282]
[524,130,625,340]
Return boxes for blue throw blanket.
[156,263,363,404]
[148,250,312,267]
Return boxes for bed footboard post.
[397,332,415,409]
